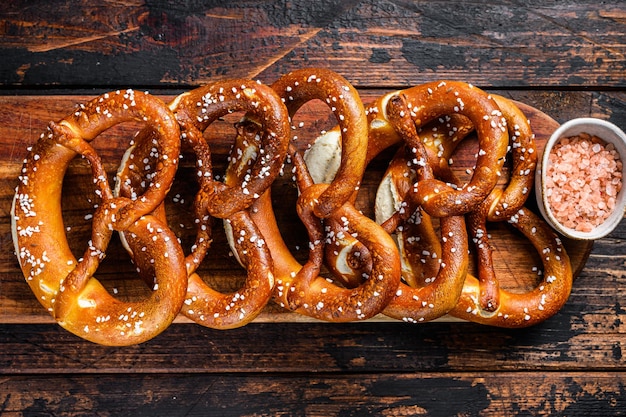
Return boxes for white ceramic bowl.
[535,117,626,240]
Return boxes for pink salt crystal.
[546,133,623,232]
[576,222,594,232]
[607,184,616,197]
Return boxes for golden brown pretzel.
[382,94,569,326]
[386,93,571,327]
[227,68,401,322]
[365,81,510,217]
[118,80,291,329]
[389,95,538,313]
[12,90,188,345]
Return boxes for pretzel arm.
[466,95,538,312]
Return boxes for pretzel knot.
[11,90,188,346]
[173,79,291,219]
[117,79,291,329]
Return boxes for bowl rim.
[536,117,626,240]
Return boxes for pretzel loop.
[54,214,188,345]
[272,68,369,217]
[450,208,573,327]
[69,90,180,228]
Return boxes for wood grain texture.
[1,1,626,415]
[1,372,624,416]
[1,0,626,88]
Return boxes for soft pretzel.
[365,81,510,217]
[228,68,401,322]
[11,90,188,345]
[391,94,572,327]
[409,95,552,322]
[389,95,538,313]
[380,93,571,327]
[117,79,291,329]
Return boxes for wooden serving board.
[0,94,593,324]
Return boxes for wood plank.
[1,90,609,326]
[0,372,624,416]
[1,1,625,88]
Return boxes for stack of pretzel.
[11,68,573,346]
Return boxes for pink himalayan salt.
[545,132,622,232]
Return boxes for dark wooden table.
[1,1,626,415]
